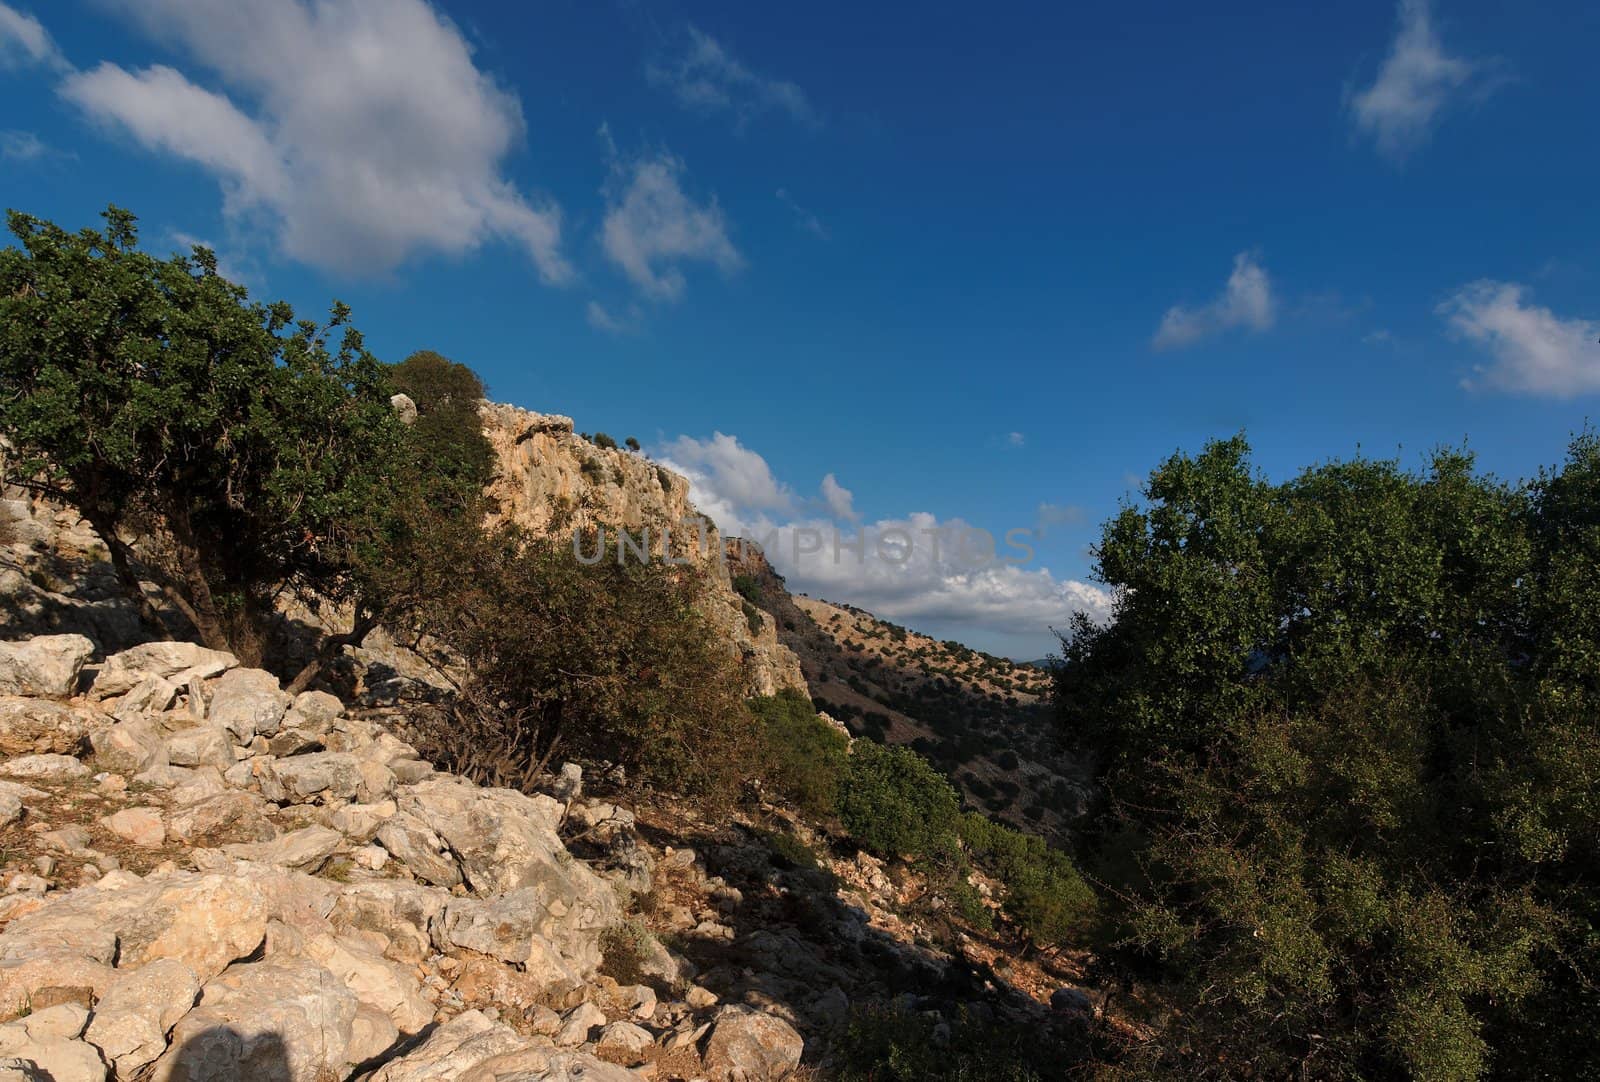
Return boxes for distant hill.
[724,543,1090,838]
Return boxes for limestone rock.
[290,691,342,726]
[82,958,200,1078]
[327,882,447,967]
[162,726,233,769]
[100,807,166,849]
[112,676,178,721]
[166,791,274,846]
[595,1021,653,1064]
[0,1003,103,1081]
[151,958,358,1082]
[389,393,418,426]
[264,752,363,805]
[554,1001,606,1048]
[0,755,90,782]
[0,699,99,757]
[703,1005,805,1082]
[220,826,341,872]
[89,719,167,776]
[373,814,460,890]
[303,932,432,1034]
[0,951,113,1020]
[0,873,268,983]
[364,1009,633,1081]
[0,636,94,700]
[207,669,288,742]
[91,644,236,700]
[437,894,583,990]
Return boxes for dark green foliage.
[835,1004,1084,1081]
[959,813,1096,949]
[625,436,640,452]
[839,740,961,862]
[741,600,764,635]
[750,690,849,817]
[389,524,756,803]
[732,573,762,605]
[388,350,493,504]
[0,207,398,667]
[1058,435,1600,1080]
[592,432,618,450]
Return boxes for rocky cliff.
[479,404,804,698]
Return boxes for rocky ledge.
[0,635,811,1081]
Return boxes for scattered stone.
[703,1005,805,1082]
[207,668,289,742]
[0,755,90,783]
[0,635,94,700]
[595,1020,653,1064]
[100,807,166,849]
[91,643,237,700]
[555,1001,607,1048]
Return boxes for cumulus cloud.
[1153,251,1276,350]
[1439,280,1600,397]
[56,0,567,280]
[602,151,742,301]
[0,3,63,71]
[1349,0,1490,159]
[647,25,815,130]
[820,473,859,522]
[659,434,1112,640]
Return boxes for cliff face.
[478,403,805,697]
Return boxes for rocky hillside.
[725,547,1088,839]
[0,623,1101,1081]
[480,404,804,698]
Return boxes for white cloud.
[1439,280,1600,397]
[820,473,859,522]
[0,130,51,161]
[1349,0,1489,159]
[659,434,1112,640]
[1154,251,1276,350]
[601,152,742,301]
[585,299,643,336]
[0,3,63,71]
[1006,431,1025,448]
[56,0,568,280]
[775,187,827,239]
[647,25,815,130]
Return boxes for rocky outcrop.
[480,402,804,697]
[0,639,825,1080]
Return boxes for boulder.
[219,827,342,872]
[263,753,362,805]
[703,1005,805,1082]
[82,958,200,1078]
[0,873,268,983]
[151,959,358,1082]
[364,1009,633,1082]
[436,894,582,990]
[162,726,233,770]
[0,699,99,757]
[554,1001,606,1048]
[100,807,166,849]
[289,692,342,726]
[302,933,432,1033]
[397,779,619,968]
[207,669,288,742]
[594,1021,653,1065]
[90,644,236,701]
[327,882,447,967]
[0,951,113,1021]
[90,719,167,776]
[112,676,178,722]
[166,791,275,846]
[324,800,395,844]
[373,814,460,890]
[0,1004,104,1081]
[0,783,44,831]
[0,636,93,700]
[0,755,90,782]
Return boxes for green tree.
[0,207,399,668]
[839,740,960,861]
[1057,436,1600,1080]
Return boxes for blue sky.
[2,0,1598,658]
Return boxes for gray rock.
[264,752,362,804]
[90,643,237,700]
[82,958,200,1078]
[0,636,94,700]
[373,814,460,890]
[0,699,99,758]
[163,725,233,769]
[0,755,90,782]
[207,669,288,742]
[595,1021,653,1064]
[150,958,358,1082]
[366,1009,637,1082]
[112,675,178,721]
[554,1001,606,1048]
[90,719,167,776]
[220,826,342,872]
[703,1005,805,1082]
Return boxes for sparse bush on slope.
[750,689,848,818]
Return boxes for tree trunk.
[164,504,237,658]
[284,604,378,696]
[80,509,172,641]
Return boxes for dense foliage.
[388,523,756,803]
[838,739,962,861]
[1058,435,1600,1080]
[959,812,1098,950]
[749,689,850,818]
[0,208,399,668]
